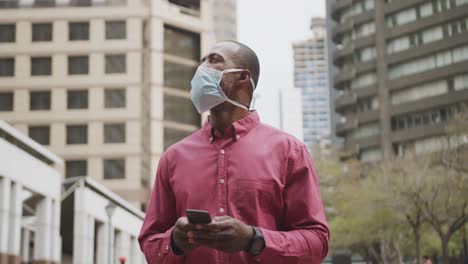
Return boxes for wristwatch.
[245,226,265,256]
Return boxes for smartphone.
[186,209,212,224]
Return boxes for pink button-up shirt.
[139,111,329,263]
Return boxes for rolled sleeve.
[138,155,184,264]
[253,143,330,263]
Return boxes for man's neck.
[209,106,250,131]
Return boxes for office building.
[0,0,214,208]
[0,120,145,264]
[212,0,237,41]
[293,17,333,151]
[330,0,468,162]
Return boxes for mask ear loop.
[222,69,257,111]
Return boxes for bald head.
[220,41,260,88]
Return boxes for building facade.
[0,120,63,264]
[293,17,333,151]
[0,0,214,208]
[329,0,468,162]
[212,0,237,42]
[279,88,304,142]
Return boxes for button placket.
[217,144,228,217]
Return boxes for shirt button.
[220,149,225,154]
[236,135,240,139]
[219,208,225,213]
[220,179,225,184]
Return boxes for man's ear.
[240,70,252,83]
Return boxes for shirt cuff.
[171,230,184,255]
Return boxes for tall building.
[279,88,304,142]
[212,0,237,41]
[0,0,214,208]
[293,17,333,151]
[329,0,468,162]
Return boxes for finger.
[191,230,219,241]
[202,219,234,231]
[212,216,232,222]
[178,217,195,231]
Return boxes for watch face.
[251,240,263,255]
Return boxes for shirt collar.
[203,111,260,142]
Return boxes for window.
[163,60,197,90]
[104,88,126,108]
[164,128,192,150]
[66,125,87,144]
[30,91,51,110]
[31,57,52,76]
[0,1,19,8]
[66,160,87,178]
[105,54,126,74]
[32,23,52,41]
[103,159,125,179]
[105,21,126,40]
[391,80,448,105]
[34,0,55,7]
[0,24,15,42]
[0,92,13,111]
[0,58,14,76]
[29,126,50,145]
[70,0,91,6]
[164,25,200,60]
[164,94,200,126]
[454,73,468,90]
[69,22,89,41]
[168,0,200,11]
[104,123,126,143]
[68,55,89,75]
[67,90,88,109]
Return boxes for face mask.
[190,66,256,114]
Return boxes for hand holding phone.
[186,209,212,224]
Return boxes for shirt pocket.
[233,179,280,227]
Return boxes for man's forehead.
[208,42,240,59]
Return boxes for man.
[138,41,329,263]
[423,256,432,264]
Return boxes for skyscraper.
[329,0,468,162]
[293,17,333,151]
[0,0,214,208]
[279,88,304,142]
[212,0,237,42]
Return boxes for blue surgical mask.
[190,66,256,114]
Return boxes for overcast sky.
[237,0,326,127]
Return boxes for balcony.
[333,44,354,66]
[336,116,358,137]
[336,92,357,111]
[334,69,355,89]
[332,21,353,43]
[168,0,200,17]
[331,0,352,21]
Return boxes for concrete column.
[73,187,89,264]
[0,177,11,263]
[130,235,143,264]
[115,231,131,262]
[50,199,61,263]
[8,182,22,264]
[34,197,52,262]
[95,222,109,264]
[86,216,95,264]
[21,229,31,263]
[375,0,393,159]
